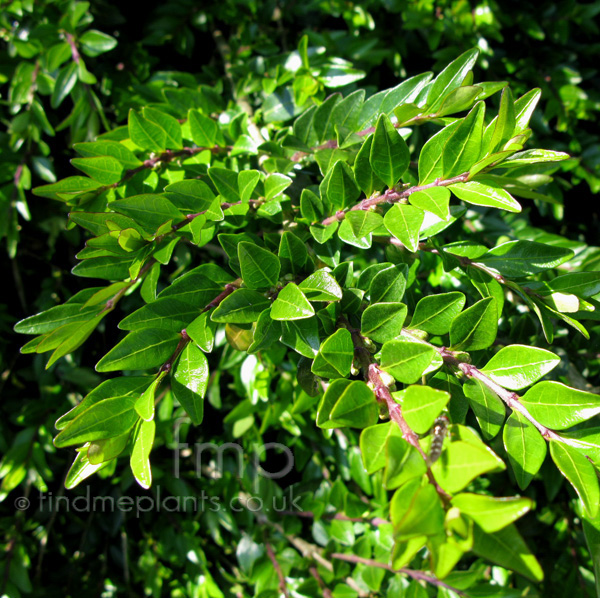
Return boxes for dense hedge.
[1,2,599,597]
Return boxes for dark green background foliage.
[1,1,600,597]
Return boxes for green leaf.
[550,441,600,518]
[380,339,436,384]
[359,421,402,474]
[520,381,600,430]
[435,85,484,117]
[142,107,182,149]
[172,343,208,425]
[408,292,466,335]
[15,303,102,335]
[391,480,445,539]
[346,211,383,239]
[513,88,541,134]
[128,109,166,152]
[71,156,124,185]
[503,412,547,490]
[452,493,532,532]
[264,173,292,200]
[431,440,505,494]
[311,328,353,379]
[51,61,78,108]
[383,204,424,252]
[472,524,544,582]
[384,436,428,490]
[79,29,117,56]
[88,432,131,465]
[478,240,575,277]
[281,317,319,357]
[450,297,498,351]
[418,121,461,184]
[326,160,360,213]
[238,242,281,290]
[211,289,270,324]
[369,264,408,304]
[73,140,142,169]
[164,179,215,213]
[278,231,308,276]
[317,379,377,429]
[96,329,180,372]
[329,381,379,429]
[544,271,600,298]
[487,87,516,154]
[354,135,384,196]
[248,309,281,354]
[370,114,410,188]
[186,311,217,353]
[135,372,164,421]
[130,419,155,489]
[481,345,560,390]
[298,269,343,301]
[361,302,407,343]
[110,194,184,232]
[450,180,522,212]
[238,170,260,203]
[33,176,103,200]
[64,452,106,490]
[497,149,570,168]
[208,167,240,203]
[401,385,450,434]
[409,187,451,220]
[427,49,480,113]
[271,283,315,320]
[54,396,138,447]
[463,378,506,440]
[442,101,485,178]
[188,110,218,147]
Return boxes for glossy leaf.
[408,292,465,335]
[361,302,407,343]
[370,114,410,188]
[380,339,436,384]
[521,381,600,430]
[400,385,450,434]
[383,204,424,252]
[449,297,498,351]
[503,412,547,490]
[271,283,315,320]
[481,345,560,390]
[311,328,353,379]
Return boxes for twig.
[309,566,333,598]
[265,541,289,597]
[330,553,468,597]
[321,173,469,226]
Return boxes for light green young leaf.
[472,524,544,582]
[431,440,505,494]
[449,180,521,213]
[271,283,315,320]
[452,493,533,532]
[521,381,600,429]
[298,269,342,301]
[130,419,155,490]
[551,441,600,518]
[383,204,424,252]
[380,339,436,384]
[503,411,547,490]
[481,345,560,390]
[400,385,450,434]
[409,187,451,220]
[463,378,506,440]
[359,421,402,474]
